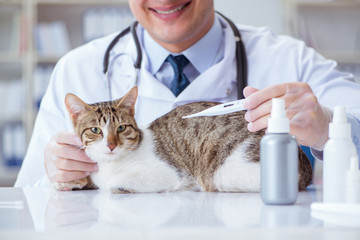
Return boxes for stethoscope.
[103,12,247,100]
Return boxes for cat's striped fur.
[53,87,312,193]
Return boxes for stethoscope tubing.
[216,11,247,99]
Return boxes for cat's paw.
[110,187,137,194]
[53,178,88,191]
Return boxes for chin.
[86,150,121,163]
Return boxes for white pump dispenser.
[346,156,360,203]
[323,106,357,203]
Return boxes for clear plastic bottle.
[323,106,357,203]
[260,98,298,205]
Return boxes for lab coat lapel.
[107,33,139,98]
[110,29,174,102]
[138,67,176,101]
[137,37,176,101]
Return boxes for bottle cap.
[268,98,290,133]
[329,106,351,139]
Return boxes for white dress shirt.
[144,16,225,88]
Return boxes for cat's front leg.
[53,177,89,191]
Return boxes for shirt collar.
[144,16,223,75]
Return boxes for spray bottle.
[260,98,298,205]
[323,106,357,203]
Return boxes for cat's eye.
[117,125,126,133]
[90,127,101,134]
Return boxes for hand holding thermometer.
[182,99,247,119]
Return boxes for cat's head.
[65,87,142,162]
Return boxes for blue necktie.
[166,54,190,97]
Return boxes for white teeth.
[155,4,185,14]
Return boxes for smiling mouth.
[152,1,191,15]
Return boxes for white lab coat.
[15,17,360,187]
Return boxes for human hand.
[44,131,98,183]
[242,82,332,150]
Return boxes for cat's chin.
[85,150,122,163]
[101,154,122,162]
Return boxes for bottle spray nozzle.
[329,106,351,139]
[268,98,290,133]
[271,98,286,118]
[333,106,347,124]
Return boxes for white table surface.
[0,186,360,240]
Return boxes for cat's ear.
[65,93,91,124]
[115,86,138,116]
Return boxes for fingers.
[54,131,83,147]
[44,131,98,184]
[53,144,93,163]
[243,86,259,98]
[53,170,91,183]
[243,84,286,109]
[243,82,312,110]
[244,98,272,122]
[245,107,304,132]
[244,92,307,124]
[247,113,270,132]
[242,84,287,132]
[52,131,93,163]
[242,82,331,148]
[55,157,98,173]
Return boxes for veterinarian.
[15,0,360,187]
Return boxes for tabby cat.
[53,87,312,193]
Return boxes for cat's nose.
[107,143,117,151]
